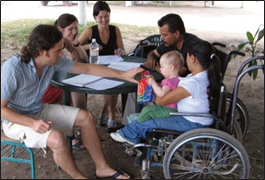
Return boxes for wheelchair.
[120,56,264,179]
[130,35,249,138]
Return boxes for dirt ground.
[1,1,264,179]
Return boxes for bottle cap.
[92,38,96,42]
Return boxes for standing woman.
[42,13,88,150]
[79,1,126,128]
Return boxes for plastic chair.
[128,34,162,58]
[1,129,73,179]
[1,133,43,179]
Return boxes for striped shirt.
[1,55,73,123]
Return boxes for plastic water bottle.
[89,38,99,64]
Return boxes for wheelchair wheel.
[226,92,249,138]
[163,128,250,179]
[232,120,243,142]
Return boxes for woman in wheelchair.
[111,40,221,145]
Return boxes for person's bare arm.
[1,99,52,133]
[64,37,87,62]
[155,86,190,106]
[144,49,160,70]
[148,78,171,97]
[70,62,143,84]
[78,27,92,52]
[114,26,126,55]
[72,35,88,63]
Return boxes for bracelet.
[73,42,80,47]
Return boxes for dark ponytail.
[20,25,63,63]
[187,40,221,98]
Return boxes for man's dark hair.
[20,25,63,63]
[93,1,111,17]
[158,13,186,34]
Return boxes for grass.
[1,19,157,50]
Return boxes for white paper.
[84,78,124,90]
[108,61,143,71]
[98,55,124,65]
[62,74,103,87]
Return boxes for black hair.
[158,13,186,34]
[93,1,111,17]
[187,40,221,98]
[54,13,78,28]
[20,25,63,63]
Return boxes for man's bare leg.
[75,110,130,179]
[47,130,87,179]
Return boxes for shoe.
[106,125,124,133]
[72,139,85,150]
[97,118,108,127]
[110,132,136,145]
[107,120,117,128]
[94,170,132,179]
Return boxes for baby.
[137,50,184,122]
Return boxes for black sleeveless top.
[89,25,118,55]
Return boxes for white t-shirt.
[178,71,213,125]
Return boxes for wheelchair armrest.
[169,112,222,122]
[170,112,226,130]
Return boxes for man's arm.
[143,49,161,70]
[1,99,52,134]
[69,62,143,84]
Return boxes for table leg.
[121,93,128,116]
[63,90,71,106]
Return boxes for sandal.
[107,120,117,128]
[94,170,131,179]
[72,140,85,150]
[74,128,81,140]
[97,118,108,127]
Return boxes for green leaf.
[252,69,258,80]
[246,31,254,44]
[253,26,261,38]
[238,42,248,50]
[256,28,264,43]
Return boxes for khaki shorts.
[2,104,79,148]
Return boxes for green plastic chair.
[1,131,72,179]
[1,134,43,179]
[128,34,162,58]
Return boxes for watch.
[73,42,80,47]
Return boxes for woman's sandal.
[107,120,117,128]
[72,140,85,150]
[97,118,108,127]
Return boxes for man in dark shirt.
[122,13,201,125]
[144,13,200,77]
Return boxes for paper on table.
[108,61,143,71]
[62,74,103,87]
[84,78,124,90]
[98,55,124,65]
